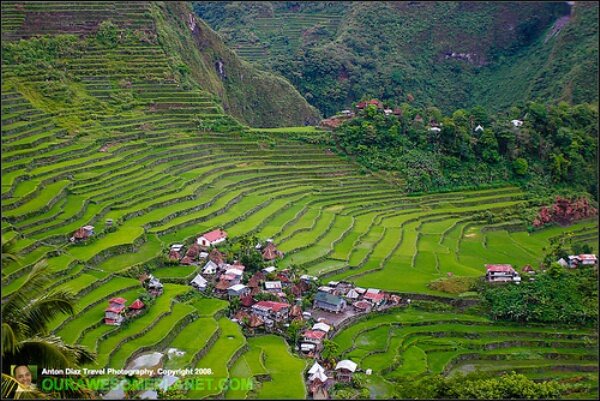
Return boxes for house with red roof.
[353,300,372,313]
[251,301,290,322]
[262,242,283,261]
[105,297,127,325]
[197,229,228,248]
[485,264,521,283]
[127,299,145,317]
[363,291,386,307]
[301,330,327,354]
[567,254,598,268]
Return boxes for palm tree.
[2,235,21,276]
[1,374,46,399]
[2,260,96,398]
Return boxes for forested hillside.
[194,1,598,116]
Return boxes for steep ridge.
[195,1,598,116]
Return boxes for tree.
[1,261,96,399]
[95,21,120,48]
[228,297,241,315]
[1,235,20,274]
[286,319,304,345]
[321,340,340,368]
[512,158,528,176]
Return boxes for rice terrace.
[1,1,598,400]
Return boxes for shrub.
[410,300,454,312]
[428,276,478,294]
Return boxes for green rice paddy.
[1,1,597,399]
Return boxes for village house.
[317,286,334,294]
[169,244,185,261]
[262,266,277,275]
[264,281,283,293]
[475,124,484,133]
[300,330,326,354]
[181,243,201,265]
[127,299,145,318]
[353,300,372,313]
[225,266,244,279]
[355,99,384,110]
[389,294,402,305]
[105,297,127,325]
[202,260,218,275]
[314,291,347,313]
[300,274,317,283]
[251,301,290,322]
[220,273,237,282]
[522,265,536,274]
[345,288,360,300]
[312,322,331,334]
[335,360,358,382]
[248,271,265,289]
[240,294,255,308]
[190,273,208,291]
[340,109,354,117]
[511,119,524,127]
[215,279,232,296]
[248,314,265,330]
[307,362,334,400]
[70,225,95,242]
[228,284,250,298]
[363,290,386,308]
[146,276,163,297]
[567,254,598,268]
[485,264,521,283]
[276,272,292,287]
[197,229,228,248]
[262,242,284,261]
[208,248,225,266]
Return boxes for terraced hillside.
[332,308,599,399]
[1,1,598,400]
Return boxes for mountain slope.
[155,2,320,127]
[194,1,598,116]
[0,1,319,127]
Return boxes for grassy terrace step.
[187,317,246,399]
[1,7,598,396]
[164,317,219,370]
[84,283,189,367]
[110,302,196,369]
[2,180,70,221]
[49,275,141,332]
[249,335,307,400]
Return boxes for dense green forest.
[328,101,598,197]
[194,1,598,118]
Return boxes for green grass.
[249,335,307,399]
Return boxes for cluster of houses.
[558,253,597,268]
[103,274,163,325]
[313,281,401,314]
[306,359,360,399]
[486,254,598,284]
[320,97,525,133]
[104,297,145,325]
